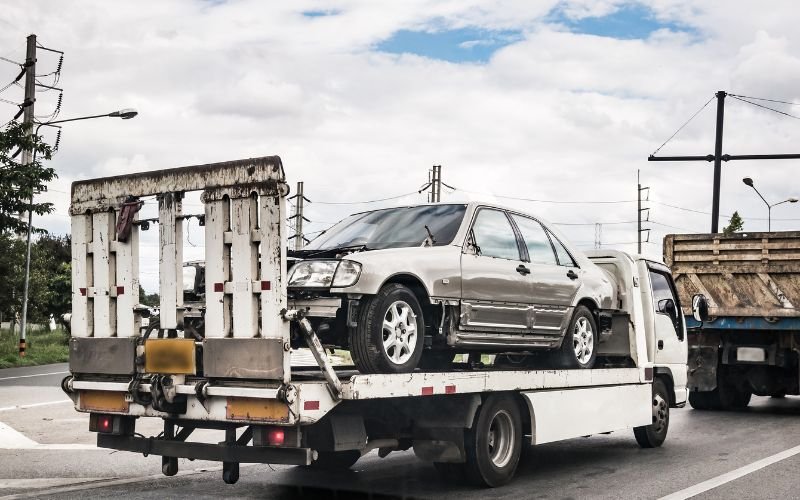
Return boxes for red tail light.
[99,415,113,432]
[267,428,285,446]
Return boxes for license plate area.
[145,338,196,374]
[227,397,290,423]
[80,390,129,413]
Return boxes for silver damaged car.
[287,203,615,374]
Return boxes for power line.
[451,187,635,204]
[729,94,800,121]
[728,93,800,106]
[650,95,715,157]
[652,200,800,221]
[552,220,636,226]
[312,191,420,205]
[0,56,21,66]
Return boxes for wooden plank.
[113,213,139,337]
[259,193,289,381]
[91,212,114,337]
[158,193,182,330]
[204,198,230,338]
[230,196,258,338]
[71,214,91,337]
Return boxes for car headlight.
[288,261,338,287]
[332,260,362,288]
[287,260,362,288]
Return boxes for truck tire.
[718,381,751,410]
[554,306,598,369]
[309,450,361,470]
[688,390,720,410]
[350,284,425,374]
[634,378,669,448]
[463,394,523,487]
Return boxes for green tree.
[0,121,55,234]
[723,211,744,236]
[138,285,160,308]
[0,234,25,329]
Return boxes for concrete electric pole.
[289,181,310,250]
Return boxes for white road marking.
[0,400,71,413]
[0,464,260,500]
[660,443,800,500]
[0,371,68,381]
[0,421,95,450]
[0,478,106,490]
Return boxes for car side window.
[549,231,578,267]
[510,215,557,265]
[470,209,521,260]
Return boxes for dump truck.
[62,156,692,487]
[665,231,800,410]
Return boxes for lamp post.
[18,109,138,356]
[742,177,798,232]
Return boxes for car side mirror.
[692,294,710,322]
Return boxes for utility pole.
[637,170,650,254]
[594,223,602,249]
[289,181,310,250]
[649,90,800,233]
[17,35,37,237]
[419,165,453,202]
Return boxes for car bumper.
[288,297,342,318]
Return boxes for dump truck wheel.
[350,283,425,374]
[689,390,720,410]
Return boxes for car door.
[509,214,581,335]
[460,208,532,333]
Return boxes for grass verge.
[0,328,69,369]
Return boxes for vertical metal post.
[18,34,36,355]
[432,165,442,203]
[637,170,642,254]
[294,182,304,250]
[711,91,726,233]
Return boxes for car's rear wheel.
[554,305,598,369]
[350,283,425,374]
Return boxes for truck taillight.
[253,425,294,447]
[89,413,135,435]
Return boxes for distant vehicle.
[665,231,800,410]
[288,203,615,374]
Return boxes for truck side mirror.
[692,294,709,322]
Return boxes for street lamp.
[18,109,138,356]
[742,177,798,231]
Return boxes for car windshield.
[304,204,467,251]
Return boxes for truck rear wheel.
[688,390,719,410]
[462,394,522,487]
[634,379,669,448]
[350,284,425,374]
[718,380,751,410]
[554,306,597,369]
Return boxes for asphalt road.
[3,364,800,499]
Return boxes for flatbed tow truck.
[62,156,693,487]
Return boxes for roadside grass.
[0,328,69,369]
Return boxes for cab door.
[460,208,532,333]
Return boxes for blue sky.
[375,3,695,63]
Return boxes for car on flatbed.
[288,202,615,374]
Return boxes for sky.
[2,0,800,291]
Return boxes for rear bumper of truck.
[97,433,313,465]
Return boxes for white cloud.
[2,0,800,289]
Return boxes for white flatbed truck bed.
[63,157,685,487]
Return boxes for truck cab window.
[650,270,683,338]
[470,209,521,260]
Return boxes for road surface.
[2,363,800,499]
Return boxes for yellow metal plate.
[80,390,129,413]
[144,338,196,374]
[227,397,290,423]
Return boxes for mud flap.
[688,346,718,392]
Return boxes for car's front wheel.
[350,283,425,374]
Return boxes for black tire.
[718,380,751,410]
[634,379,670,448]
[555,306,598,369]
[463,394,523,487]
[418,350,456,371]
[689,390,720,410]
[309,450,361,470]
[350,283,425,374]
[222,462,239,484]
